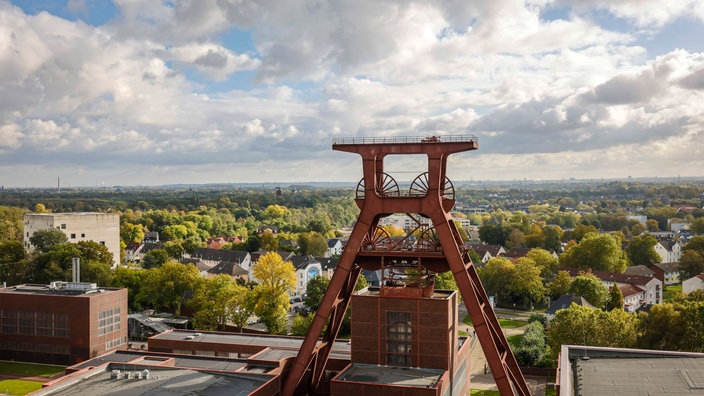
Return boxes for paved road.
[459,304,548,395]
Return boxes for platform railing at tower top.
[331,135,478,145]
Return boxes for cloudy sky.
[1,0,703,187]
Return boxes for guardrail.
[332,135,478,145]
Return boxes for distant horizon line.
[3,175,704,190]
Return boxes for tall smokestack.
[72,257,80,283]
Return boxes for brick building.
[0,282,128,365]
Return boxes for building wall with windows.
[0,283,127,365]
[23,212,120,267]
[337,287,470,395]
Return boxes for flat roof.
[335,363,444,388]
[0,283,122,297]
[35,365,268,396]
[560,345,704,396]
[152,330,351,354]
[356,287,454,300]
[575,357,704,395]
[68,350,248,373]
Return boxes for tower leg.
[433,216,531,396]
[281,216,371,396]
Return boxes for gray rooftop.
[335,363,444,388]
[152,330,351,354]
[34,365,269,396]
[575,357,704,395]
[560,345,704,395]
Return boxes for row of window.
[0,341,70,355]
[0,310,70,338]
[106,336,126,350]
[98,307,121,336]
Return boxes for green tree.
[34,203,48,213]
[252,252,296,334]
[678,250,704,280]
[111,266,147,312]
[478,257,515,303]
[260,229,279,251]
[121,222,145,244]
[637,303,684,351]
[525,248,558,278]
[297,232,328,256]
[645,219,659,232]
[625,234,660,266]
[543,225,563,253]
[303,275,330,312]
[142,249,170,269]
[29,228,68,253]
[606,284,624,311]
[684,236,704,254]
[140,262,201,316]
[479,224,505,245]
[548,270,573,299]
[569,272,609,308]
[0,240,26,264]
[559,233,628,273]
[0,205,26,241]
[190,274,241,330]
[291,313,317,336]
[509,257,546,308]
[547,304,639,359]
[692,218,704,234]
[514,321,548,367]
[230,287,256,332]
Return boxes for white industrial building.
[24,212,120,267]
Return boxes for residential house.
[565,268,662,307]
[683,275,704,295]
[623,265,656,278]
[189,248,251,282]
[653,238,683,264]
[205,237,227,249]
[648,262,681,285]
[290,255,323,295]
[619,284,647,313]
[503,247,531,261]
[326,238,343,258]
[319,257,338,279]
[545,294,594,323]
[466,243,506,264]
[124,238,164,264]
[257,225,279,234]
[206,261,249,283]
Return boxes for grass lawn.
[664,284,682,301]
[0,379,43,395]
[470,389,500,396]
[0,361,65,377]
[463,316,528,329]
[498,318,528,328]
[507,334,524,349]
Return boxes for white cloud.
[0,0,703,186]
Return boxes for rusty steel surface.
[281,136,530,396]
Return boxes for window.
[81,233,85,237]
[71,234,76,239]
[100,241,105,245]
[386,311,412,366]
[61,224,66,229]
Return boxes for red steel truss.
[281,135,530,395]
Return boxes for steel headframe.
[281,135,530,396]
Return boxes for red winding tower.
[282,136,530,395]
